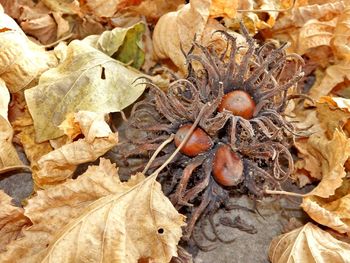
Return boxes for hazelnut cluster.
[119,25,304,244]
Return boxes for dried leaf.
[0,191,31,253]
[224,0,280,33]
[302,190,350,234]
[305,129,350,198]
[0,159,185,262]
[297,18,337,54]
[309,60,350,101]
[210,0,238,18]
[0,79,23,170]
[269,222,350,263]
[152,0,211,72]
[34,112,118,186]
[83,22,145,69]
[40,0,80,14]
[0,9,57,92]
[25,40,146,142]
[127,0,183,20]
[272,1,345,31]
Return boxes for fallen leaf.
[0,79,23,170]
[305,129,350,198]
[223,0,280,33]
[0,159,185,262]
[269,222,350,263]
[0,191,31,253]
[152,0,211,72]
[127,0,183,21]
[33,111,118,186]
[83,22,146,69]
[0,8,57,92]
[272,1,345,31]
[302,190,350,234]
[25,40,146,142]
[40,0,80,14]
[13,117,53,166]
[210,0,238,18]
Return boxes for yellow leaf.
[302,188,350,234]
[305,129,350,198]
[0,191,31,253]
[0,9,57,92]
[0,159,185,263]
[12,113,53,168]
[24,40,146,142]
[34,112,118,186]
[0,79,23,170]
[269,222,350,263]
[152,0,211,72]
[309,61,350,101]
[210,0,238,18]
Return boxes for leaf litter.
[1,0,350,262]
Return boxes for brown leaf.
[0,159,185,263]
[33,111,118,186]
[152,0,211,72]
[302,190,350,234]
[269,222,350,263]
[0,191,31,253]
[305,129,350,198]
[0,8,57,92]
[210,0,238,18]
[0,79,23,170]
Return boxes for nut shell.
[174,124,213,157]
[218,90,256,119]
[213,145,244,186]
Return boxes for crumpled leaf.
[25,40,146,142]
[0,191,31,253]
[33,111,118,186]
[0,79,23,170]
[0,159,185,263]
[302,179,350,234]
[83,22,145,69]
[304,129,350,198]
[307,7,350,100]
[0,8,57,92]
[272,1,345,31]
[12,112,53,168]
[269,222,350,263]
[210,0,238,18]
[127,0,183,20]
[153,0,210,72]
[293,97,350,187]
[224,0,280,33]
[40,0,80,14]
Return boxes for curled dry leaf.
[223,0,279,33]
[25,40,146,142]
[0,159,185,263]
[303,129,350,198]
[272,1,345,31]
[0,8,57,92]
[302,192,350,234]
[308,7,350,100]
[269,222,350,263]
[293,97,350,187]
[0,191,31,253]
[210,0,238,18]
[83,22,145,69]
[11,110,53,169]
[34,111,118,186]
[0,79,23,171]
[153,0,213,72]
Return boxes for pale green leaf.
[83,22,146,69]
[25,40,146,142]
